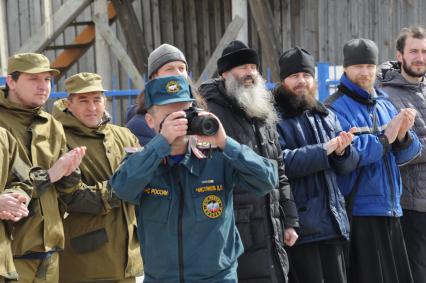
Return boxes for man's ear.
[221,71,229,80]
[396,51,403,63]
[6,75,16,90]
[145,112,155,129]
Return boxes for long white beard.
[225,74,278,126]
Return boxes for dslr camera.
[184,107,219,136]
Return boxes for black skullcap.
[279,47,315,80]
[343,38,378,67]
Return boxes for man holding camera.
[109,75,279,283]
[199,40,299,283]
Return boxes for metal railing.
[0,64,342,123]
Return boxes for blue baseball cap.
[144,76,195,109]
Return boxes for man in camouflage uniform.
[0,53,85,283]
[53,72,142,283]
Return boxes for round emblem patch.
[166,81,181,93]
[202,195,223,219]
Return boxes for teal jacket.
[110,135,278,283]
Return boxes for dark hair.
[3,71,21,92]
[396,26,426,53]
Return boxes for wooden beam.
[94,0,111,89]
[111,0,148,74]
[93,17,144,89]
[51,26,95,76]
[231,0,248,43]
[0,0,9,75]
[18,0,92,53]
[248,0,281,82]
[51,3,117,79]
[196,15,244,87]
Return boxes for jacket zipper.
[176,171,185,283]
[371,103,396,215]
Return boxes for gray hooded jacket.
[377,61,426,211]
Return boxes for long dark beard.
[274,83,319,117]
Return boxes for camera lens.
[191,116,219,136]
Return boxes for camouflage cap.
[144,75,194,109]
[65,72,107,94]
[7,53,60,75]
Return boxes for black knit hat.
[343,38,378,67]
[217,40,259,75]
[279,47,315,80]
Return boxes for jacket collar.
[52,98,111,138]
[339,74,386,105]
[0,90,49,121]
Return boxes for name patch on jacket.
[202,195,223,219]
[143,187,169,198]
[195,185,224,194]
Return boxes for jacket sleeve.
[52,133,82,195]
[328,105,387,167]
[328,114,360,174]
[276,143,299,228]
[392,129,422,166]
[277,121,334,178]
[223,137,278,197]
[1,132,33,204]
[109,134,171,205]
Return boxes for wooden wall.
[4,0,426,85]
[2,0,426,125]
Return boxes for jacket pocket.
[70,228,108,253]
[140,194,171,223]
[235,206,254,249]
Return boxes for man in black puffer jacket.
[199,40,299,283]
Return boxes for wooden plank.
[30,0,42,36]
[231,0,248,43]
[183,0,193,72]
[301,0,318,59]
[111,0,148,74]
[6,0,20,54]
[0,0,8,75]
[159,0,173,43]
[199,0,211,69]
[290,0,300,46]
[214,0,222,45]
[19,0,30,46]
[223,0,232,28]
[141,0,153,52]
[281,0,292,51]
[151,0,161,47]
[93,16,144,89]
[75,0,92,73]
[317,0,327,61]
[18,0,92,53]
[173,0,185,53]
[94,0,112,89]
[196,15,244,86]
[248,0,281,82]
[271,0,282,44]
[188,0,199,77]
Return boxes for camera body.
[184,107,219,136]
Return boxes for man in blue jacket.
[275,47,359,283]
[109,75,279,283]
[325,38,421,283]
